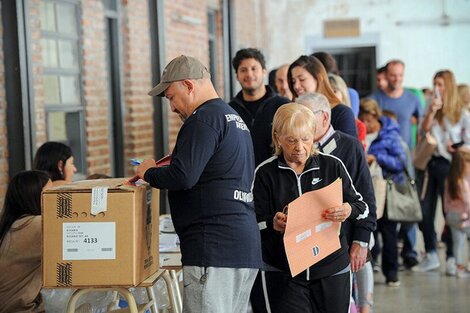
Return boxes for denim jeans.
[418,157,450,253]
[399,222,418,259]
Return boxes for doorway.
[312,46,377,98]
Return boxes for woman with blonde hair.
[458,84,470,110]
[329,74,351,107]
[413,70,470,274]
[287,56,358,137]
[253,103,367,313]
[329,74,367,149]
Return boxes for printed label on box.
[91,187,108,215]
[63,222,116,260]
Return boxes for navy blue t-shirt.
[331,104,358,138]
[144,98,262,268]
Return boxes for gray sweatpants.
[182,266,258,313]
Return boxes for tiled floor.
[373,205,470,313]
[374,253,470,313]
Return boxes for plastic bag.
[41,288,114,313]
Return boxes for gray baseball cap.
[148,55,211,97]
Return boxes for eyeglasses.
[312,110,324,115]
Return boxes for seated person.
[0,170,52,312]
[33,142,77,187]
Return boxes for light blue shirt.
[370,90,423,148]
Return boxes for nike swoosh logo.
[311,178,322,185]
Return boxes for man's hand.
[350,242,368,272]
[136,159,157,181]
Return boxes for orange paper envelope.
[284,178,342,277]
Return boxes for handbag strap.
[385,157,413,181]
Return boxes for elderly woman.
[253,103,367,313]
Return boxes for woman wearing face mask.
[33,142,77,187]
[288,55,358,138]
[413,70,470,275]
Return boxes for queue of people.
[1,48,469,313]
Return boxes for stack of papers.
[159,233,180,252]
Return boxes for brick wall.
[0,0,230,204]
[214,7,225,98]
[164,0,209,151]
[121,0,154,176]
[29,0,47,149]
[81,1,112,176]
[232,0,267,51]
[0,3,8,205]
[163,0,228,151]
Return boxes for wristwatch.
[353,240,369,248]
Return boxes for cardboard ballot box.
[42,178,159,287]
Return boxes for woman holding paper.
[253,103,367,313]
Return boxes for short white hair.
[296,93,331,125]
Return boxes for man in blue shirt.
[136,55,262,313]
[370,60,423,149]
[370,59,422,269]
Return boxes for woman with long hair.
[413,70,470,274]
[0,170,52,312]
[444,149,470,277]
[329,73,367,149]
[287,55,358,137]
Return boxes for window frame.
[41,0,87,176]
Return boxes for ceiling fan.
[395,0,470,26]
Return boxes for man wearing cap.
[136,55,262,313]
[229,48,290,166]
